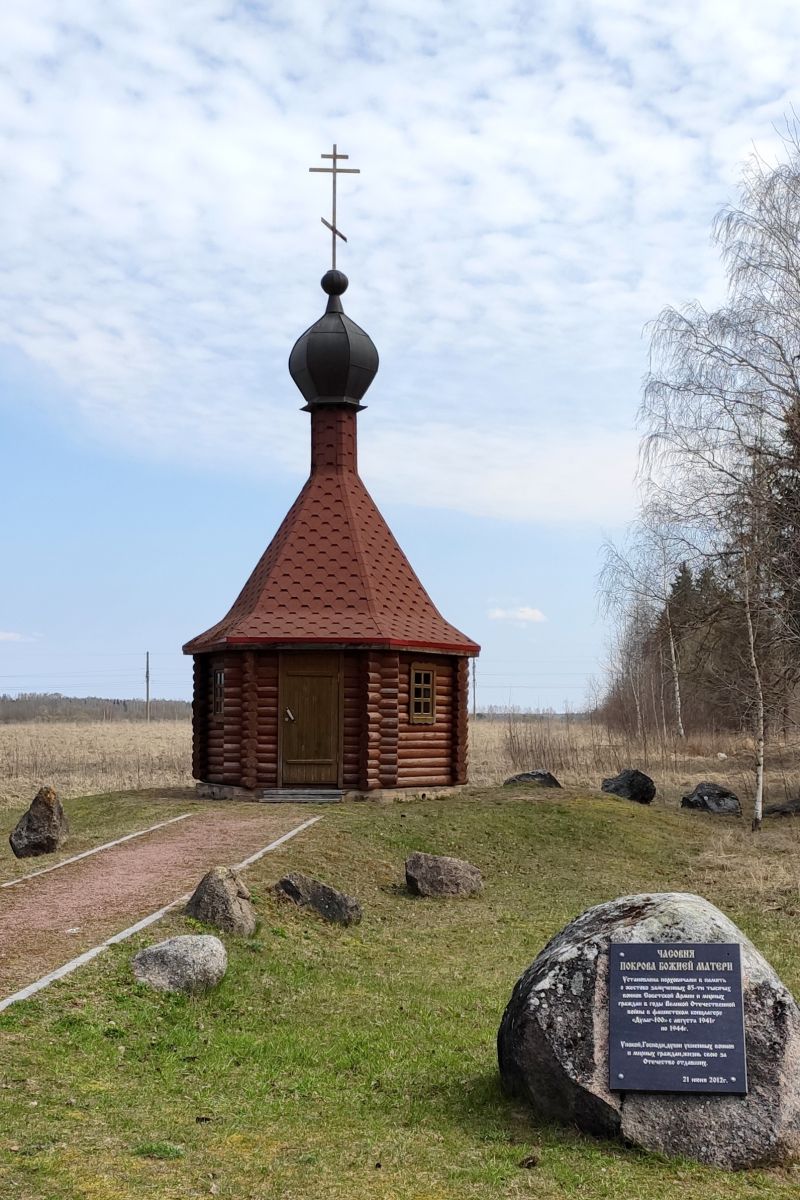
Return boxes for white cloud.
[362,422,638,524]
[0,2,798,524]
[0,632,35,643]
[488,607,547,623]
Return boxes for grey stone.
[497,892,800,1169]
[504,771,562,789]
[9,787,69,858]
[132,935,227,994]
[681,781,741,816]
[275,872,362,925]
[764,796,800,817]
[405,851,483,897]
[185,866,257,936]
[601,768,655,805]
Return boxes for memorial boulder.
[497,892,800,1169]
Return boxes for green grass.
[2,787,800,1199]
[132,1142,185,1161]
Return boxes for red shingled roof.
[184,411,479,656]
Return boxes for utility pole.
[472,659,477,719]
[145,651,150,723]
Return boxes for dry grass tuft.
[696,823,800,913]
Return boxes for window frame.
[409,661,437,725]
[212,667,225,717]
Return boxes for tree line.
[596,126,800,828]
[0,694,192,723]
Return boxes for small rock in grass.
[9,786,69,858]
[185,866,257,936]
[132,935,227,993]
[275,872,362,925]
[405,851,483,898]
[681,781,741,816]
[764,796,800,817]
[503,770,561,789]
[600,768,655,805]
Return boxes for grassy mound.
[2,787,800,1198]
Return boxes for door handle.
[284,708,295,723]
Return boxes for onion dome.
[288,270,379,410]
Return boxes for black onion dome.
[288,271,379,410]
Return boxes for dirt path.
[0,804,314,998]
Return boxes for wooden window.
[212,668,225,717]
[410,663,436,724]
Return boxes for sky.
[2,0,799,708]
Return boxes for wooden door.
[278,653,342,787]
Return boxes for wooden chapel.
[184,151,479,798]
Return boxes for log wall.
[203,654,223,784]
[451,656,469,784]
[191,656,209,782]
[378,654,400,788]
[397,653,456,788]
[253,652,279,787]
[361,651,388,789]
[221,652,243,785]
[342,653,362,787]
[193,647,471,791]
[198,651,277,787]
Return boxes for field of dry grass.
[471,716,800,814]
[0,720,193,809]
[2,715,799,816]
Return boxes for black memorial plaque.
[608,942,747,1093]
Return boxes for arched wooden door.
[278,652,342,787]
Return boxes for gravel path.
[0,804,313,998]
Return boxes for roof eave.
[184,634,480,657]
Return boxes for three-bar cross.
[309,143,360,270]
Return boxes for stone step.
[196,783,343,804]
[258,789,343,804]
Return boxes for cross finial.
[309,143,360,270]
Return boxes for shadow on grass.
[414,1069,534,1142]
[415,1069,662,1166]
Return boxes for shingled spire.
[184,271,477,655]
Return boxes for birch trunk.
[742,560,765,831]
[658,646,669,743]
[665,607,686,739]
[631,674,643,741]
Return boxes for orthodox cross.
[309,143,360,270]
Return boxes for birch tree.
[599,518,688,738]
[638,130,800,827]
